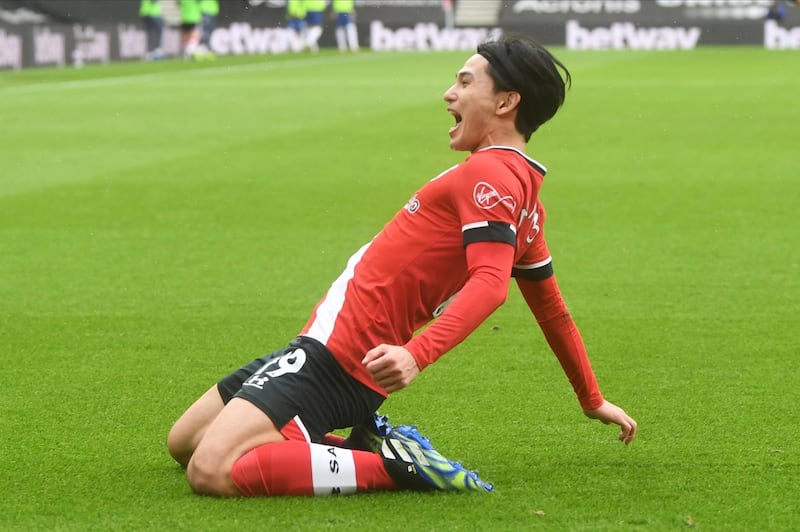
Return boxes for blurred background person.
[139,0,164,60]
[304,0,327,52]
[766,0,800,24]
[197,0,219,59]
[287,0,307,39]
[179,0,202,59]
[766,1,789,23]
[332,0,358,52]
[442,0,454,29]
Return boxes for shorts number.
[243,348,307,390]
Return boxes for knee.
[166,421,194,468]
[186,451,238,497]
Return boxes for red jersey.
[300,146,602,409]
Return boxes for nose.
[443,84,456,102]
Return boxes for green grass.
[1,48,798,530]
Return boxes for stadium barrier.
[1,0,798,70]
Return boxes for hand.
[362,344,420,393]
[583,400,638,445]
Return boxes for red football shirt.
[300,146,601,408]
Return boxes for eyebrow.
[455,71,474,80]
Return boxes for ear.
[496,91,521,116]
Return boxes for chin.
[448,139,470,152]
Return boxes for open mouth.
[448,110,462,134]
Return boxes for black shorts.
[217,336,384,442]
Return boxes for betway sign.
[209,21,495,54]
[210,23,305,54]
[764,20,800,49]
[370,21,497,51]
[566,19,701,49]
[0,28,22,70]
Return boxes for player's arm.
[407,239,514,368]
[515,272,603,409]
[363,240,514,392]
[515,272,637,444]
[364,159,522,392]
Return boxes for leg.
[186,397,285,496]
[168,349,286,468]
[200,14,212,47]
[229,415,495,496]
[154,17,164,51]
[166,384,224,467]
[346,22,359,51]
[178,337,395,497]
[143,17,155,54]
[336,26,347,52]
[182,340,322,496]
[232,439,396,496]
[306,26,322,52]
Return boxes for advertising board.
[1,0,798,70]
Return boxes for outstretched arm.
[516,275,637,445]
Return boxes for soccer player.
[196,0,219,59]
[332,0,359,52]
[178,0,201,59]
[167,33,638,497]
[286,0,307,39]
[302,0,326,52]
[138,0,164,61]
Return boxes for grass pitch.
[1,47,798,531]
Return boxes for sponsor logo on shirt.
[473,181,516,212]
[404,194,420,214]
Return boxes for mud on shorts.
[217,336,384,442]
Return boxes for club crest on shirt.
[404,194,420,214]
[473,181,516,212]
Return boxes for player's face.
[443,54,501,152]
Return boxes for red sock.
[231,440,398,496]
[319,433,347,447]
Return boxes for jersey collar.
[477,145,547,175]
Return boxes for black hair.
[477,33,571,141]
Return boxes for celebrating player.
[167,32,637,497]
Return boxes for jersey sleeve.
[450,156,524,249]
[405,240,515,370]
[512,209,553,281]
[516,275,604,410]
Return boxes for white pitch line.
[0,53,391,95]
[577,78,789,88]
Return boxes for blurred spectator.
[332,0,358,52]
[442,0,454,29]
[139,0,164,60]
[766,1,788,23]
[198,0,219,59]
[304,0,326,52]
[179,0,202,59]
[287,0,307,38]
